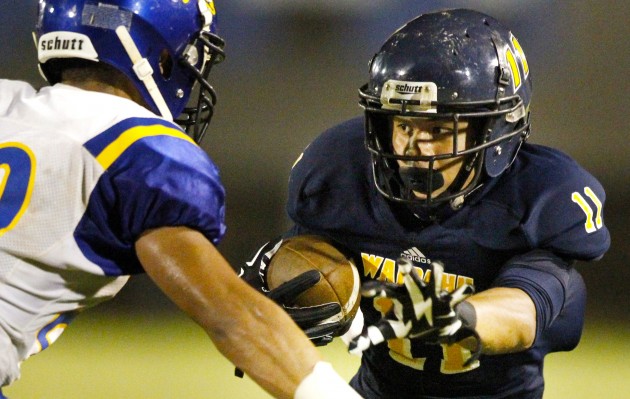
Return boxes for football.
[266,235,361,325]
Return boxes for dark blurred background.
[2,0,627,324]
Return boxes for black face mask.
[398,166,445,195]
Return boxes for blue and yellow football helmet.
[36,0,225,142]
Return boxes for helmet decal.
[38,32,98,63]
[198,0,216,29]
[380,80,438,113]
[511,34,529,77]
[505,49,522,91]
[505,33,530,93]
[203,0,217,15]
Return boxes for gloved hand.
[267,269,348,346]
[236,239,351,378]
[240,238,350,346]
[348,257,481,366]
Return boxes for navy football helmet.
[36,0,225,143]
[360,9,532,211]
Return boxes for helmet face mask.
[364,108,490,206]
[176,28,225,143]
[36,0,225,143]
[360,9,532,213]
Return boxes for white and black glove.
[348,257,481,366]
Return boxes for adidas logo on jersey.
[400,247,431,264]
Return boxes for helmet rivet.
[176,89,184,98]
[494,146,502,156]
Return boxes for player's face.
[391,116,472,198]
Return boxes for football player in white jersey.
[0,1,362,398]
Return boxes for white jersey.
[0,80,226,386]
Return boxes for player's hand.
[267,270,348,346]
[240,238,348,346]
[348,258,480,365]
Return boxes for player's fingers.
[303,322,343,346]
[429,261,445,297]
[407,265,427,289]
[268,270,321,303]
[408,325,441,340]
[408,296,432,322]
[386,296,413,323]
[303,322,341,337]
[438,319,463,338]
[397,257,414,273]
[284,302,342,325]
[347,326,378,355]
[361,280,403,299]
[402,274,427,309]
[384,318,413,339]
[347,319,411,355]
[449,283,474,306]
[398,257,427,292]
[310,335,334,347]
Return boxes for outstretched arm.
[462,287,535,354]
[135,226,359,399]
[350,250,577,361]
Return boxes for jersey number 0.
[0,142,36,236]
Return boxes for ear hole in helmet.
[159,48,173,79]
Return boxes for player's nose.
[406,135,435,157]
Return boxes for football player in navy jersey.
[0,1,363,398]
[242,9,610,399]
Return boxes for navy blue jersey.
[286,117,610,398]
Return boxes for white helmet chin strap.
[115,26,173,120]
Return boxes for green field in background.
[5,312,629,398]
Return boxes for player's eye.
[397,123,412,133]
[431,126,454,135]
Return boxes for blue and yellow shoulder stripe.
[84,118,196,170]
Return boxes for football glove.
[240,238,349,346]
[348,258,481,366]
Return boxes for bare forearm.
[202,278,322,398]
[135,227,321,399]
[463,287,536,355]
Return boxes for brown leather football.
[267,235,361,324]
